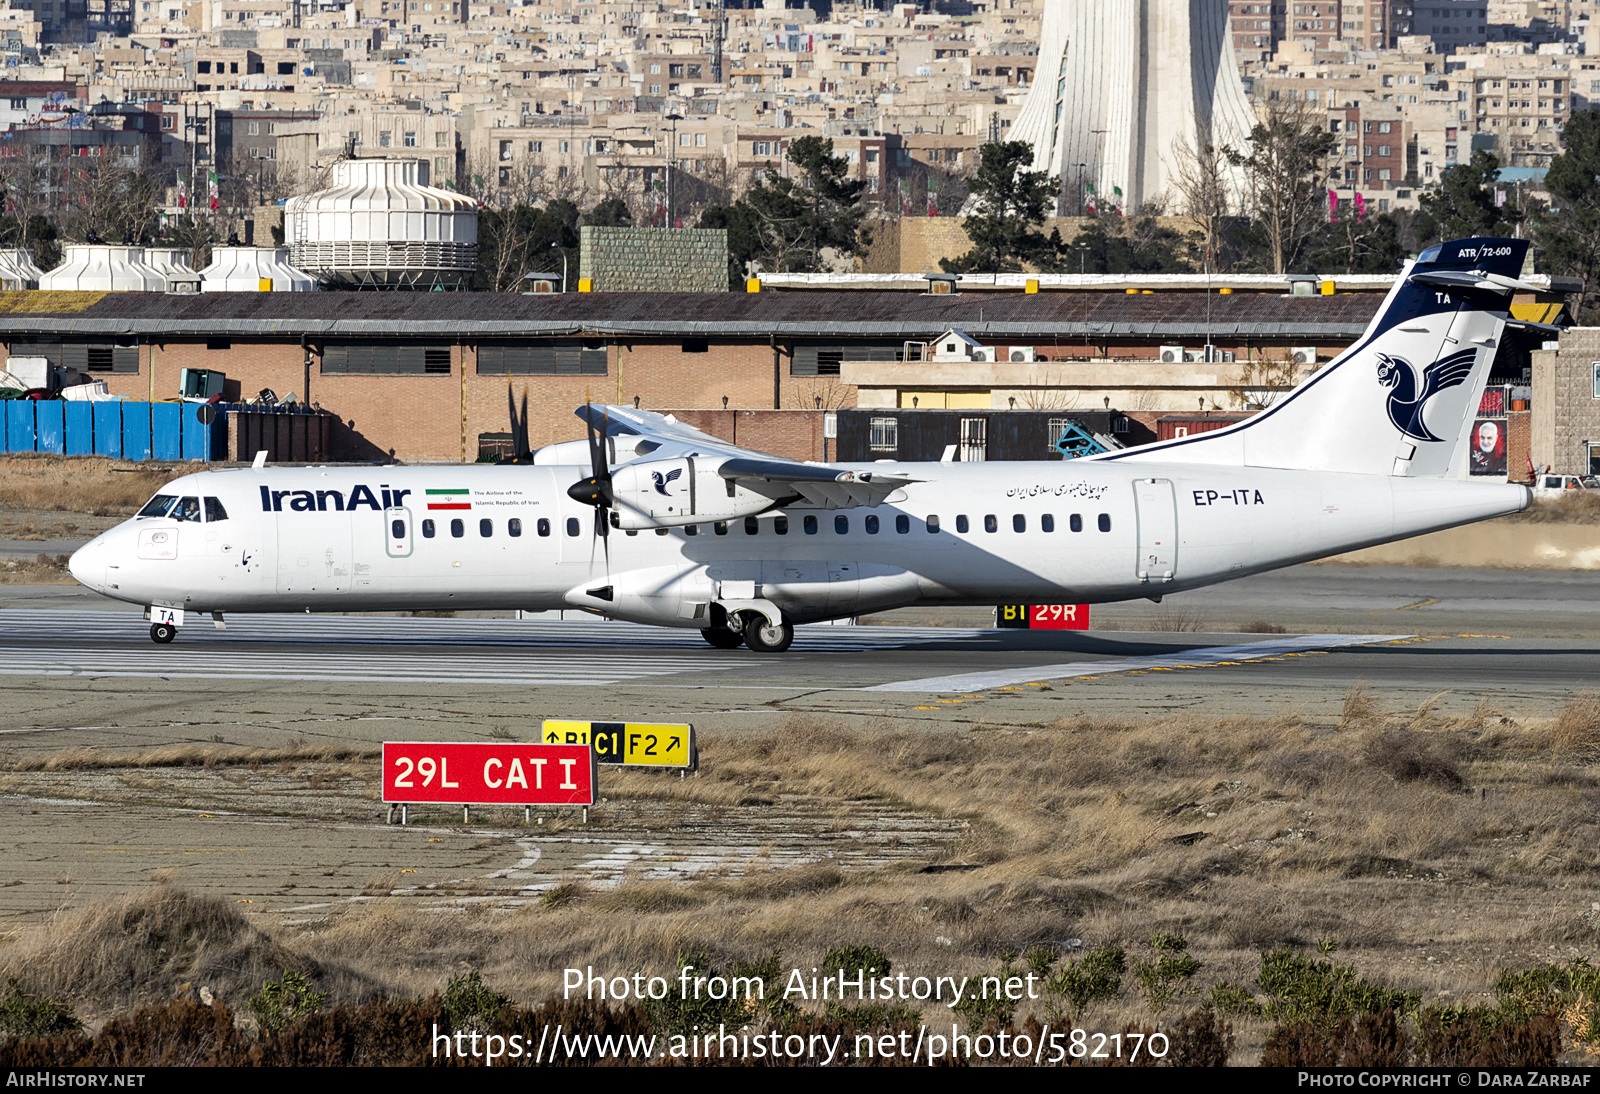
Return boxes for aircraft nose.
[67,538,104,590]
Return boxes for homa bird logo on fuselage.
[1375,348,1479,443]
[651,468,683,495]
[258,485,413,512]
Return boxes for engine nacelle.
[609,457,773,529]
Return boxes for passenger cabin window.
[423,519,436,538]
[684,524,698,536]
[804,515,818,534]
[927,514,940,532]
[865,515,879,534]
[508,518,522,537]
[1098,513,1112,532]
[204,497,228,522]
[566,517,581,537]
[537,518,550,537]
[1070,514,1083,532]
[744,516,759,535]
[480,518,493,537]
[955,515,969,533]
[774,516,788,535]
[896,515,909,534]
[451,519,465,538]
[714,521,728,536]
[835,515,849,534]
[1013,514,1026,533]
[984,514,998,533]
[391,519,406,539]
[1041,514,1055,532]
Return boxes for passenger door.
[1134,478,1177,584]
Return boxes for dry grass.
[1146,604,1206,632]
[0,454,182,516]
[2,742,379,773]
[0,883,381,1012]
[1240,620,1290,634]
[3,710,1598,1061]
[0,553,71,584]
[1552,693,1600,762]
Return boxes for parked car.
[1532,473,1600,500]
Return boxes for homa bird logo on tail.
[651,468,683,495]
[1375,348,1479,443]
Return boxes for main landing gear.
[699,615,796,652]
[742,616,794,653]
[150,622,176,644]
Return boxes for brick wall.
[579,226,727,292]
[1545,329,1600,474]
[657,409,827,462]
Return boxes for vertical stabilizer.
[1110,238,1532,477]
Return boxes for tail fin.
[1110,237,1534,478]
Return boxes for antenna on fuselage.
[251,451,268,470]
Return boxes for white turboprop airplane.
[69,237,1548,652]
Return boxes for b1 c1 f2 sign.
[382,742,597,806]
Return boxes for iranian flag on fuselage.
[426,489,471,511]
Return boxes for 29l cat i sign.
[382,742,596,805]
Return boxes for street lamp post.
[664,112,683,229]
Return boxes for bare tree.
[1167,136,1233,270]
[1227,349,1312,410]
[1226,98,1338,274]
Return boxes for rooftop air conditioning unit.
[1008,347,1037,362]
[1291,346,1318,365]
[1159,345,1185,363]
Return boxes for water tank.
[38,245,166,291]
[0,248,43,289]
[198,246,318,292]
[283,158,478,289]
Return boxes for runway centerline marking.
[860,634,1410,693]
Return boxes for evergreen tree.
[1537,108,1600,322]
[696,136,868,285]
[941,141,1059,273]
[1416,149,1521,245]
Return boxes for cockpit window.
[204,497,228,523]
[173,496,202,523]
[137,495,177,518]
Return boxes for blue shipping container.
[34,402,63,454]
[151,402,181,461]
[1,401,23,453]
[122,402,151,461]
[93,402,122,458]
[180,403,223,461]
[62,401,92,456]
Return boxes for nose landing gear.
[150,622,177,644]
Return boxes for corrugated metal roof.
[0,290,1381,341]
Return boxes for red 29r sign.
[382,742,597,806]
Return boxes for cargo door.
[277,518,352,595]
[1133,478,1177,584]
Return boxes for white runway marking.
[861,633,1410,692]
[0,610,992,685]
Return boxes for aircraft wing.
[577,404,916,509]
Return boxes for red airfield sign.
[382,742,597,805]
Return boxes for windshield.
[137,494,177,518]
